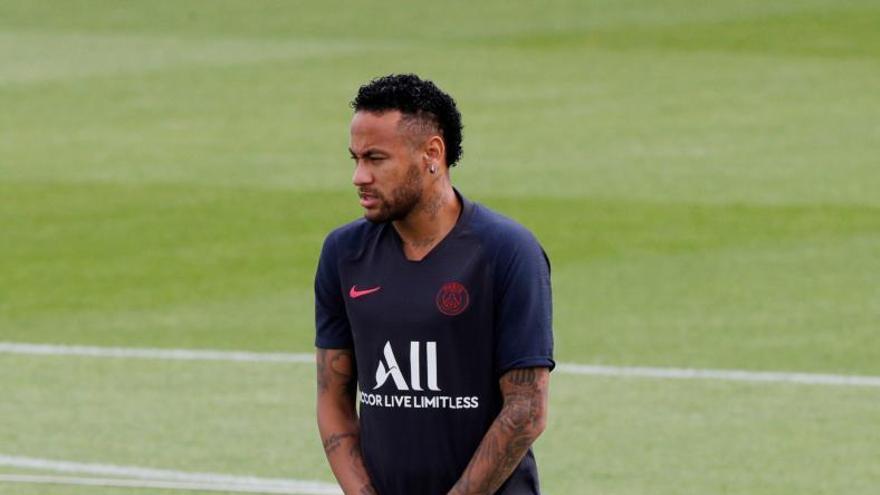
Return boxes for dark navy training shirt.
[315,191,554,495]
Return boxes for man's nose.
[352,161,372,186]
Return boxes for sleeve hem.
[315,338,354,349]
[496,356,556,376]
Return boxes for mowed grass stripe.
[0,357,333,483]
[0,30,401,85]
[0,0,870,46]
[481,6,880,59]
[3,44,877,203]
[542,372,880,494]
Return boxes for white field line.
[0,474,335,494]
[0,342,313,364]
[0,455,340,494]
[555,363,880,387]
[2,342,880,388]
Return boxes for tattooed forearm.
[322,431,358,455]
[320,425,375,492]
[449,367,549,495]
[317,348,376,494]
[453,410,534,494]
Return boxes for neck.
[392,181,461,260]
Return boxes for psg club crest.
[436,282,469,316]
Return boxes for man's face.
[349,110,425,223]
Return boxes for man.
[315,74,554,495]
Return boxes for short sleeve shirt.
[315,191,554,495]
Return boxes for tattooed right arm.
[316,348,377,495]
[448,367,549,495]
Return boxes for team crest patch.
[436,282,469,316]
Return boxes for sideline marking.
[0,455,340,494]
[0,342,312,363]
[555,363,880,387]
[0,474,335,494]
[2,342,880,388]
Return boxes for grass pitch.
[1,1,879,493]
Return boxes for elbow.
[529,405,548,440]
[501,399,548,441]
[519,411,547,443]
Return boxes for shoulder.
[466,201,545,259]
[463,200,551,304]
[462,200,550,282]
[320,217,383,261]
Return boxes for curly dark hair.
[351,74,464,167]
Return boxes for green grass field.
[2,1,879,493]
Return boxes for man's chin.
[363,204,408,224]
[362,208,388,224]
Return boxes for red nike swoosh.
[349,285,381,298]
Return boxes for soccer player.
[315,74,554,495]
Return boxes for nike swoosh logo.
[349,285,381,298]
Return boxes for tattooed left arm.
[448,367,549,495]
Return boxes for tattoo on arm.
[506,367,536,386]
[316,348,357,398]
[322,431,357,455]
[319,428,377,494]
[317,349,329,393]
[317,348,376,493]
[450,367,549,495]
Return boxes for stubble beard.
[363,163,423,224]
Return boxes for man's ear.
[424,135,445,167]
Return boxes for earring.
[429,164,437,174]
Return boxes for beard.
[362,163,422,223]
